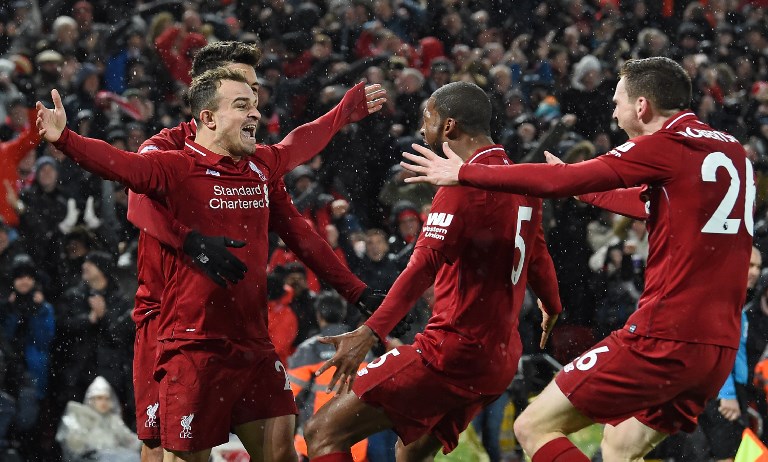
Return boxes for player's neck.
[449,135,495,162]
[194,130,243,161]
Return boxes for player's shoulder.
[138,121,196,154]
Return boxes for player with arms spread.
[127,41,391,462]
[36,68,377,462]
[402,56,755,461]
[302,81,562,462]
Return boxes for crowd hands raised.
[1,0,768,460]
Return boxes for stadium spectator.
[55,376,141,462]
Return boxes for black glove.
[355,287,387,317]
[182,231,248,287]
[389,312,414,339]
[355,287,413,339]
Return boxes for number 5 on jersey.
[512,206,533,284]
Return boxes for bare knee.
[513,411,535,450]
[601,432,645,461]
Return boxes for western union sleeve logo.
[423,212,454,241]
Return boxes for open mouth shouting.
[241,122,258,143]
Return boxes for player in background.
[128,41,392,462]
[401,56,754,461]
[302,81,562,462]
[36,68,381,462]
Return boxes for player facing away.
[127,41,390,462]
[401,57,755,461]
[36,68,379,462]
[302,81,563,462]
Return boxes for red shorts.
[134,316,160,441]
[352,345,500,453]
[555,329,736,434]
[156,339,298,452]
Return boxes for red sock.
[531,437,590,462]
[310,452,354,462]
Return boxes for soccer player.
[401,56,755,461]
[302,81,562,462]
[127,41,390,462]
[36,68,377,462]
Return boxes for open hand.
[36,89,67,143]
[364,83,387,115]
[316,325,378,395]
[401,142,463,186]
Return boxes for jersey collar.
[466,145,508,164]
[663,111,698,130]
[184,136,235,168]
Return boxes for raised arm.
[37,90,179,194]
[272,82,387,174]
[3,109,42,165]
[268,180,367,303]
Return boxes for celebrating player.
[302,81,562,462]
[36,68,377,462]
[402,56,754,461]
[127,41,390,462]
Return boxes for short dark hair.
[188,67,250,121]
[314,291,347,324]
[191,41,263,78]
[431,81,492,136]
[619,57,691,112]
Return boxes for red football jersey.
[130,122,196,324]
[57,129,296,343]
[596,112,754,348]
[459,112,753,349]
[413,146,560,394]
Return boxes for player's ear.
[637,97,651,123]
[443,117,459,139]
[200,109,216,129]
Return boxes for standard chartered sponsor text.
[210,184,268,209]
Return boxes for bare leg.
[235,414,297,462]
[601,418,667,462]
[164,448,211,462]
[305,392,393,457]
[141,442,166,462]
[513,379,594,457]
[395,434,442,462]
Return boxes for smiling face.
[210,79,261,159]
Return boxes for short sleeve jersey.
[596,112,754,348]
[413,146,553,395]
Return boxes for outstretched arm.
[273,82,387,174]
[402,143,625,197]
[315,246,444,394]
[543,151,648,220]
[37,89,176,194]
[269,182,367,303]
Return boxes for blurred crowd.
[1,0,768,460]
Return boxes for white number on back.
[275,360,291,390]
[700,152,754,236]
[512,206,533,284]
